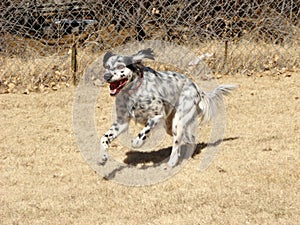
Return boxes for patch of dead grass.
[0,38,299,94]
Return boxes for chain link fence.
[0,0,299,93]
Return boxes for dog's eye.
[104,65,110,70]
[117,65,125,70]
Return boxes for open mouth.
[109,78,128,96]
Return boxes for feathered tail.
[199,84,237,123]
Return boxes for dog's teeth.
[110,89,117,95]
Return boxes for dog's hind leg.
[131,115,163,148]
[167,112,184,167]
[167,88,199,168]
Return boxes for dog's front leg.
[98,122,128,165]
[131,115,163,148]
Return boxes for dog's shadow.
[124,137,239,166]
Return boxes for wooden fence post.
[71,43,78,85]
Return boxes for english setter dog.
[98,48,235,168]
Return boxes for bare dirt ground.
[1,72,300,225]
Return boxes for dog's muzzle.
[103,72,128,96]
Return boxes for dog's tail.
[199,84,237,123]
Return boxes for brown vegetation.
[1,73,299,224]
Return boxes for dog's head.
[102,48,154,96]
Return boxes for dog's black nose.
[104,73,113,82]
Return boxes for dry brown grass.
[1,71,300,224]
[192,39,300,74]
[1,38,299,94]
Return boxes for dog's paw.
[131,138,144,148]
[167,153,179,168]
[97,150,109,165]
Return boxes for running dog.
[98,48,236,168]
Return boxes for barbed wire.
[0,0,299,93]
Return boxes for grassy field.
[1,38,299,95]
[1,70,299,224]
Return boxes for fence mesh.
[0,0,299,93]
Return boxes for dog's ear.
[132,48,155,63]
[103,51,114,66]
